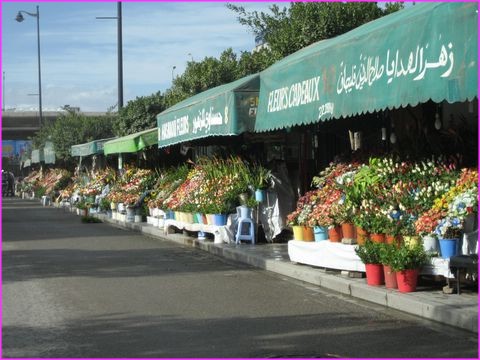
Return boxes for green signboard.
[157,74,259,148]
[103,128,157,155]
[255,2,477,132]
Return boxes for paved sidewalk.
[94,213,478,333]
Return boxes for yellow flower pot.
[292,226,304,241]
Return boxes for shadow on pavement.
[2,312,477,358]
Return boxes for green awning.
[22,159,31,168]
[103,128,157,155]
[255,2,477,132]
[44,141,56,164]
[71,137,115,157]
[31,149,44,164]
[157,74,259,148]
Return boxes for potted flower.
[355,240,384,286]
[333,200,356,241]
[435,217,463,259]
[352,212,370,245]
[379,243,398,289]
[415,208,443,255]
[286,209,303,241]
[389,243,429,292]
[365,213,389,243]
[251,164,272,202]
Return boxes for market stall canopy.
[157,74,259,148]
[22,159,31,168]
[103,128,157,155]
[71,137,115,157]
[255,2,477,132]
[31,149,44,164]
[44,141,56,164]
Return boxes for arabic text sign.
[160,106,227,142]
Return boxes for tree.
[114,92,165,136]
[31,111,115,164]
[227,2,404,61]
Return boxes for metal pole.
[117,2,123,110]
[2,71,5,111]
[36,5,43,126]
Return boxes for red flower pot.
[328,226,342,242]
[370,233,386,243]
[356,227,369,245]
[341,222,355,240]
[396,269,419,293]
[365,264,385,286]
[383,265,398,289]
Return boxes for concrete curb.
[94,213,478,333]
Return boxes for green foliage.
[250,163,272,190]
[115,92,165,136]
[379,243,398,266]
[31,111,115,164]
[355,240,383,265]
[81,216,102,223]
[99,197,111,212]
[227,2,403,61]
[35,186,46,198]
[53,176,71,191]
[388,244,430,272]
[244,197,259,209]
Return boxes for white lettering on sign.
[267,76,320,113]
[337,37,455,95]
[318,102,334,120]
[192,107,223,134]
[161,115,189,140]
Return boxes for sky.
[2,1,278,112]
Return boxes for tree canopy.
[31,110,115,164]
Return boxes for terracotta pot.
[370,233,385,243]
[365,264,385,286]
[383,265,398,289]
[341,222,355,240]
[302,226,314,242]
[356,227,369,245]
[385,234,401,247]
[396,269,419,293]
[292,226,304,241]
[328,226,342,242]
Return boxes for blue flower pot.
[314,226,328,241]
[439,238,459,259]
[213,214,227,226]
[255,189,266,202]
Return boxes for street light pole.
[172,66,176,81]
[96,1,123,110]
[16,5,43,126]
[117,2,123,110]
[2,71,5,111]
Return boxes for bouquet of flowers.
[435,217,463,239]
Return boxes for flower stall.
[287,157,478,288]
[17,168,71,201]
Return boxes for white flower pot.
[422,235,439,254]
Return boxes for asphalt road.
[2,198,478,358]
